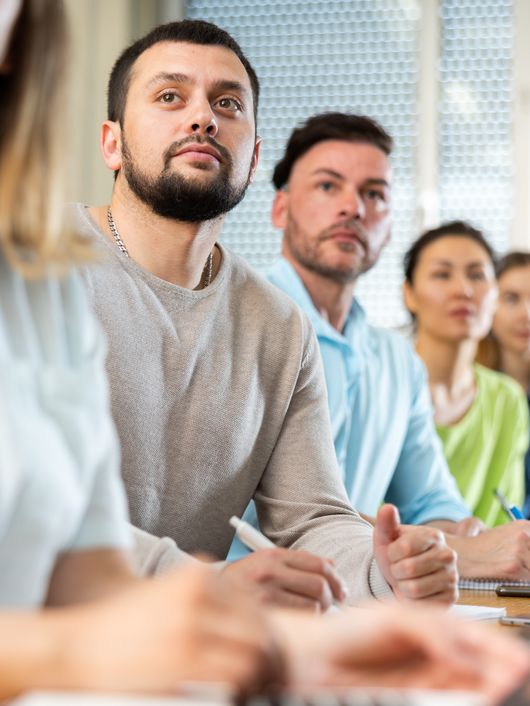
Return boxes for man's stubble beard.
[120,134,253,223]
[284,212,374,285]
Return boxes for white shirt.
[0,254,131,607]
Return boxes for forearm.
[46,549,138,606]
[0,611,72,699]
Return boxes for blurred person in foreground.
[0,0,281,697]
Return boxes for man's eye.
[469,271,486,281]
[216,97,242,111]
[432,271,450,279]
[158,92,179,104]
[317,182,335,192]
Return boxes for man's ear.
[100,120,123,172]
[402,280,417,315]
[271,189,289,230]
[248,136,262,183]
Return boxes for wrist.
[443,533,478,577]
[0,611,70,699]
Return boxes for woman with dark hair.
[403,221,528,526]
[477,252,530,516]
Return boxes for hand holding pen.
[225,516,348,611]
[494,488,525,521]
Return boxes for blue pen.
[493,488,524,520]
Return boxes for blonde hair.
[0,0,92,277]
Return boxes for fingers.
[396,569,458,603]
[373,504,401,549]
[284,551,348,604]
[312,605,530,701]
[225,549,347,610]
[383,527,458,603]
[411,613,530,701]
[386,525,445,564]
[390,542,456,581]
[462,524,530,580]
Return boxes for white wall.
[64,0,159,205]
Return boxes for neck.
[499,348,530,393]
[416,331,477,395]
[92,182,222,288]
[283,250,355,332]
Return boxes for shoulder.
[223,248,315,334]
[65,203,110,258]
[475,364,529,427]
[475,364,527,404]
[367,320,423,373]
[66,202,96,233]
[0,250,99,366]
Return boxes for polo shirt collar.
[268,258,368,349]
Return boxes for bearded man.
[72,20,458,607]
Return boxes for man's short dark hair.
[272,112,393,190]
[107,19,260,125]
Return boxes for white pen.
[229,515,275,551]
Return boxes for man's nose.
[338,191,365,220]
[188,100,218,137]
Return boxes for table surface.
[459,588,530,626]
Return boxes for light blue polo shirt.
[228,258,469,560]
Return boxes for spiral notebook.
[459,578,530,591]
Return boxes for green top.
[436,364,529,527]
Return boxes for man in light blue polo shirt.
[230,112,530,580]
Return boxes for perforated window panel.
[185,1,513,326]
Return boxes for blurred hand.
[373,504,458,604]
[271,603,530,704]
[448,520,530,579]
[223,548,348,611]
[451,516,486,537]
[56,563,285,697]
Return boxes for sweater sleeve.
[131,524,198,576]
[253,317,392,605]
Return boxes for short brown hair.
[108,19,260,126]
[272,112,393,190]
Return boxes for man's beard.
[284,213,371,284]
[120,135,252,223]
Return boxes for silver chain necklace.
[107,207,214,289]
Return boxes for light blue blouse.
[0,254,131,607]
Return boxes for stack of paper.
[450,603,507,621]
